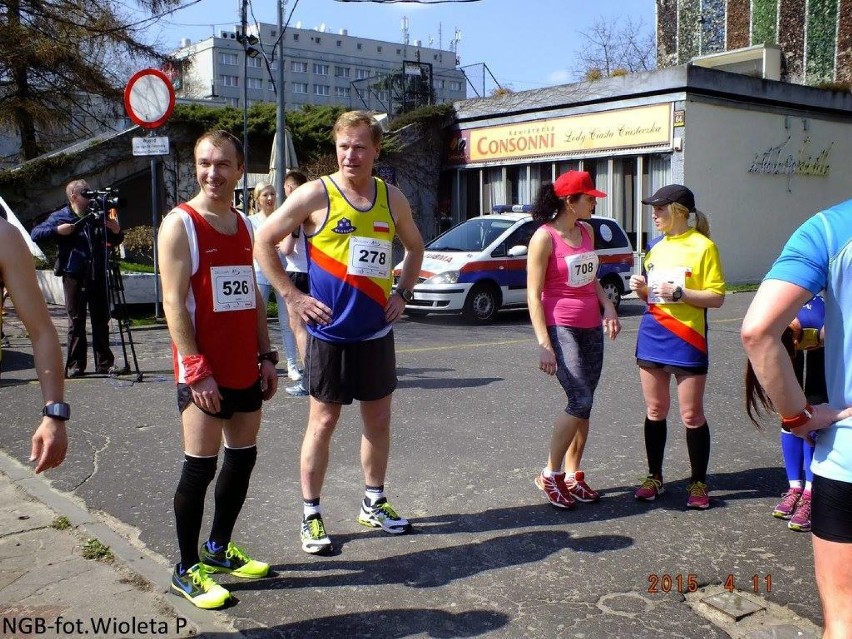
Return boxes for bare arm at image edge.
[1,221,67,473]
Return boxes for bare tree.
[573,16,656,81]
[0,0,188,161]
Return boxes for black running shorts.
[305,332,397,404]
[812,474,852,543]
[177,378,262,419]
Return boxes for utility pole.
[241,0,249,211]
[274,0,286,200]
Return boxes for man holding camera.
[31,179,122,378]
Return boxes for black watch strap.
[43,402,71,421]
[396,287,414,303]
[258,350,279,365]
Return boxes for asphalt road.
[0,292,824,638]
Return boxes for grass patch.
[119,261,155,274]
[727,282,760,293]
[82,537,114,562]
[51,515,71,530]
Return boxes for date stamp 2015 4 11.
[647,573,772,594]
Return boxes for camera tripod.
[105,250,143,382]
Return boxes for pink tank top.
[540,223,601,328]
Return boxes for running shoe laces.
[566,471,600,503]
[788,492,812,532]
[301,513,333,554]
[634,475,664,501]
[200,541,269,578]
[686,481,710,509]
[535,471,576,509]
[772,487,803,520]
[358,498,412,534]
[170,563,230,610]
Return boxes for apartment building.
[171,22,467,112]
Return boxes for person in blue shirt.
[31,180,123,378]
[742,201,852,639]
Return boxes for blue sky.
[152,0,656,92]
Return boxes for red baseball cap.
[553,170,607,198]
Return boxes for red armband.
[182,354,214,386]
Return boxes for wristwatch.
[258,350,279,365]
[671,286,684,302]
[396,287,414,304]
[781,404,814,430]
[42,402,71,421]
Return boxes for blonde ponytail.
[671,202,711,237]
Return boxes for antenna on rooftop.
[402,16,409,46]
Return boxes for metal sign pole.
[150,150,161,319]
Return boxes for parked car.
[394,205,634,323]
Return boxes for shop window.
[531,163,553,195]
[505,165,522,205]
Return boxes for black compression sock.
[174,454,217,569]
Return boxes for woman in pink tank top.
[527,170,621,510]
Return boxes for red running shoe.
[535,471,576,509]
[566,471,600,502]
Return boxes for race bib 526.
[211,265,256,312]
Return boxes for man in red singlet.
[157,130,278,610]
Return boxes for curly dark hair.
[531,182,583,224]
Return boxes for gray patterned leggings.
[547,324,604,419]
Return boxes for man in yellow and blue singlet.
[256,111,425,555]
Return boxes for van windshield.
[427,218,516,252]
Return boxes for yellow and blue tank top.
[636,228,725,368]
[306,176,395,343]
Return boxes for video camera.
[81,187,125,214]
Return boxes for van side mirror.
[508,245,528,257]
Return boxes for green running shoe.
[200,541,270,579]
[170,563,230,610]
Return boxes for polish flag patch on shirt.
[373,221,390,233]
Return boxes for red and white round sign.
[124,68,176,129]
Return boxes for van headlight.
[425,270,459,285]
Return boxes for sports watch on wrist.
[396,287,414,304]
[671,286,684,302]
[42,402,71,421]
[258,350,279,365]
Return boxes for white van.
[394,205,634,323]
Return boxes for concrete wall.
[36,271,162,306]
[684,100,849,283]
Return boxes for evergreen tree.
[0,0,185,160]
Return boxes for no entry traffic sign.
[124,69,176,129]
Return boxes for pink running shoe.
[686,481,710,509]
[535,471,576,509]
[634,475,665,501]
[772,487,803,520]
[566,471,600,502]
[788,491,811,532]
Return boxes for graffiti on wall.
[748,119,832,192]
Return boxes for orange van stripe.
[649,305,707,354]
[310,245,388,306]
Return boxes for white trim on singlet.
[176,208,253,276]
